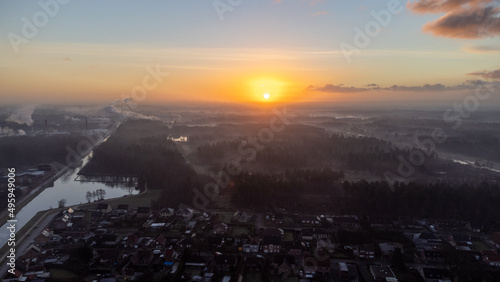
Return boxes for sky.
[0,0,499,106]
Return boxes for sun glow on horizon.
[248,77,290,103]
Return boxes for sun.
[263,93,270,100]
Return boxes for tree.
[58,199,66,208]
[73,246,93,263]
[85,191,92,203]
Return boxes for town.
[2,195,500,282]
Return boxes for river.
[0,154,139,248]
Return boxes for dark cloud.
[307,80,497,93]
[468,69,500,79]
[310,84,369,93]
[408,0,500,39]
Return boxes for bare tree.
[85,191,92,203]
[58,199,67,208]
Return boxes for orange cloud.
[408,0,491,13]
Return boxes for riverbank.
[0,166,71,227]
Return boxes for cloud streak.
[307,80,497,93]
[468,69,500,79]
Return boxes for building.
[369,265,398,282]
[243,237,260,253]
[96,203,112,213]
[136,207,151,218]
[262,235,281,254]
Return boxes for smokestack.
[85,117,88,130]
[44,119,47,133]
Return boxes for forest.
[230,170,500,227]
[80,120,198,205]
[0,134,84,168]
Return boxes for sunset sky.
[0,0,499,106]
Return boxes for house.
[398,217,422,230]
[434,219,467,232]
[273,254,297,277]
[300,215,320,225]
[262,235,281,253]
[164,248,177,265]
[186,221,197,230]
[285,241,304,256]
[158,207,175,218]
[178,237,195,248]
[233,211,252,223]
[312,228,328,240]
[122,234,139,248]
[329,215,361,231]
[369,265,397,281]
[379,243,397,257]
[136,207,151,218]
[153,234,167,248]
[422,250,445,263]
[185,255,207,267]
[418,268,452,282]
[413,232,442,244]
[176,207,196,221]
[34,228,53,244]
[116,204,129,214]
[131,249,154,266]
[302,229,314,241]
[338,262,359,282]
[94,234,118,248]
[484,254,500,267]
[356,244,375,259]
[243,237,260,253]
[261,228,282,253]
[483,250,500,267]
[96,203,112,213]
[213,223,228,235]
[63,223,89,237]
[215,255,237,272]
[370,215,395,229]
[489,232,500,248]
[303,255,331,277]
[450,234,472,250]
